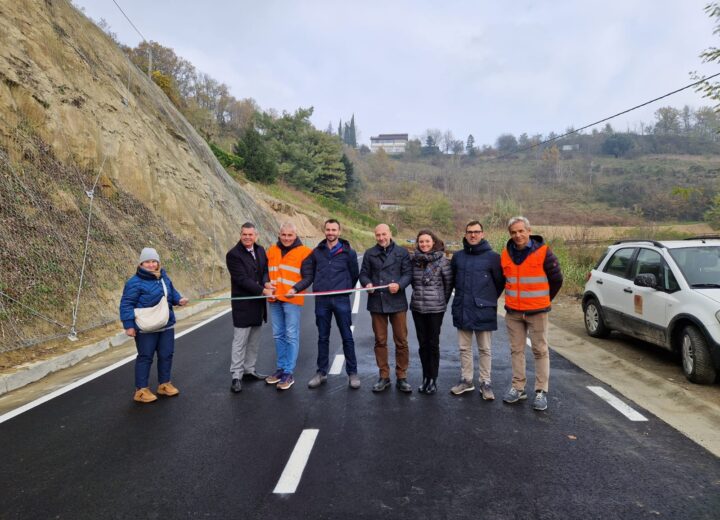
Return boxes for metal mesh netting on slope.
[0,128,226,352]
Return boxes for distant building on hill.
[370,134,408,154]
[378,200,405,211]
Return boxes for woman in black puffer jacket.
[410,229,453,394]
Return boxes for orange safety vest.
[501,245,551,312]
[266,244,312,305]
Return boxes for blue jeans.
[269,301,302,374]
[315,296,356,375]
[134,328,175,388]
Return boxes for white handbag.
[134,279,170,332]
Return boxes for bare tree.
[442,130,455,154]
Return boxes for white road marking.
[0,307,233,425]
[329,355,345,375]
[273,429,319,494]
[351,281,361,314]
[587,386,648,422]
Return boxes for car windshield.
[668,246,720,287]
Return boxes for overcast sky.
[73,0,719,147]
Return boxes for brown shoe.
[134,387,157,403]
[157,382,180,397]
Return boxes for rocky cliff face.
[0,0,298,349]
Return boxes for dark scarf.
[277,237,303,257]
[413,250,444,285]
[137,266,162,279]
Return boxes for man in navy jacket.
[296,219,361,389]
[449,220,504,399]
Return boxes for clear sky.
[72,0,719,147]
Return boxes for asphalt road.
[1,289,720,519]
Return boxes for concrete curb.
[0,294,229,397]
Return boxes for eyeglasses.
[465,230,483,235]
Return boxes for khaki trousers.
[504,311,550,392]
[371,312,409,379]
[457,329,493,383]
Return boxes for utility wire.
[493,71,720,160]
[111,0,147,42]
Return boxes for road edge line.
[0,307,232,424]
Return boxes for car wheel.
[680,325,717,384]
[584,298,610,338]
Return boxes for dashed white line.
[351,281,361,314]
[273,429,319,494]
[0,307,233,425]
[329,355,345,375]
[587,386,648,422]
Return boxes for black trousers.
[411,311,444,379]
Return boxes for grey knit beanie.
[138,247,160,265]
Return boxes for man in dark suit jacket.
[226,222,273,393]
[359,223,413,393]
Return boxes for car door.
[626,248,677,346]
[595,247,637,331]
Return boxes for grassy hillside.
[352,150,720,231]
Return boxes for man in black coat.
[359,223,413,393]
[226,222,273,393]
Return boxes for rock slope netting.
[0,0,277,350]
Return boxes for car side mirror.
[634,273,657,288]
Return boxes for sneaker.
[307,372,328,388]
[503,387,528,404]
[348,373,361,389]
[533,390,548,411]
[372,377,391,392]
[450,378,475,395]
[277,373,295,390]
[230,378,242,393]
[479,381,495,401]
[133,387,157,403]
[157,382,179,397]
[265,369,283,384]
[396,378,412,393]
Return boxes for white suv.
[582,238,720,384]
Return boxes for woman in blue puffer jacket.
[119,247,188,403]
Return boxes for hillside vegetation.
[0,0,280,351]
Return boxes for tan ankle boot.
[157,382,179,396]
[134,387,157,403]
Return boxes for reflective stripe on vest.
[266,244,312,305]
[501,245,551,311]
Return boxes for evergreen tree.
[233,127,277,183]
[343,123,351,146]
[338,119,343,139]
[465,134,476,155]
[341,153,358,200]
[348,114,357,147]
[422,135,440,156]
[255,106,347,197]
[311,132,346,199]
